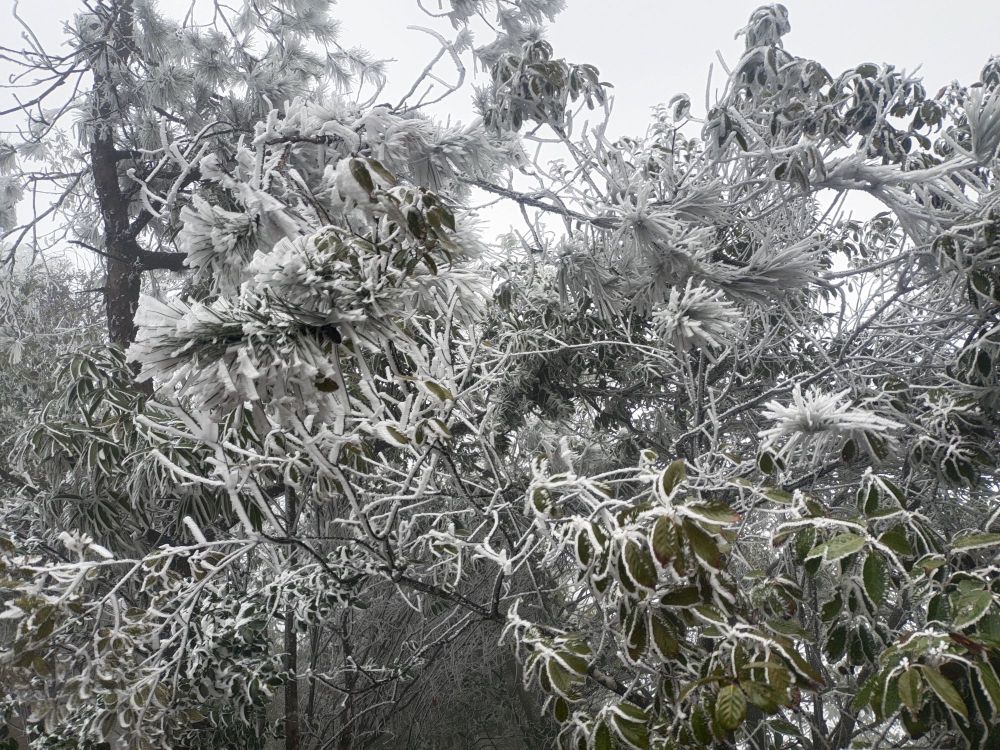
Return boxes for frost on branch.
[759,385,902,466]
[651,279,740,355]
[177,197,257,295]
[9,1,1000,748]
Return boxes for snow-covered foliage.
[4,3,1000,750]
[760,385,902,465]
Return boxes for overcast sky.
[333,0,1000,135]
[4,0,1000,137]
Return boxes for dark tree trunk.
[91,125,141,348]
[89,0,140,349]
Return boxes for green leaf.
[919,665,969,721]
[552,696,569,722]
[804,542,827,561]
[659,460,686,497]
[611,714,649,749]
[364,157,397,186]
[741,680,783,714]
[545,659,572,697]
[778,645,824,688]
[877,671,901,720]
[427,418,452,440]
[693,604,727,626]
[375,424,410,446]
[715,684,747,731]
[927,593,951,623]
[841,438,857,463]
[613,701,648,723]
[626,611,648,662]
[764,487,793,505]
[684,502,740,525]
[879,478,905,506]
[862,552,889,606]
[650,615,680,659]
[823,533,866,562]
[879,524,913,557]
[973,661,1000,717]
[532,487,551,514]
[315,377,339,392]
[660,585,701,607]
[623,540,658,590]
[825,624,848,662]
[423,380,454,402]
[348,158,375,196]
[821,592,844,622]
[683,519,722,569]
[953,589,993,630]
[765,618,809,638]
[769,718,802,736]
[558,648,589,676]
[852,673,879,712]
[594,721,613,750]
[575,530,593,568]
[858,484,879,515]
[858,624,879,663]
[897,667,923,714]
[690,702,713,744]
[31,655,52,677]
[610,702,650,749]
[952,532,1000,552]
[914,554,947,576]
[757,451,776,474]
[848,630,866,666]
[792,527,816,562]
[650,516,679,566]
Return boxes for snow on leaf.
[952,589,994,630]
[952,531,1000,552]
[821,533,866,563]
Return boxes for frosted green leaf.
[658,459,685,498]
[823,533,866,562]
[952,532,1000,551]
[919,665,969,721]
[953,589,993,630]
[715,684,747,730]
[862,552,888,606]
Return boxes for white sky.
[5,0,999,132]
[333,0,1000,133]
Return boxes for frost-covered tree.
[4,3,1000,750]
[2,1,570,747]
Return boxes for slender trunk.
[284,603,300,750]
[284,487,300,750]
[337,610,355,750]
[304,512,322,738]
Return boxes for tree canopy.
[2,2,1000,749]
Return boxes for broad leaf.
[920,665,969,721]
[715,684,747,731]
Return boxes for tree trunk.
[284,602,299,750]
[88,0,140,349]
[284,487,300,750]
